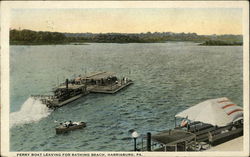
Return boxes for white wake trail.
[10,97,52,128]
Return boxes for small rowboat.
[55,122,86,134]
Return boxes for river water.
[10,42,243,151]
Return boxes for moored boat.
[55,121,86,134]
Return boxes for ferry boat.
[33,79,89,109]
[32,72,133,109]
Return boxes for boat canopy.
[152,129,196,146]
[175,97,243,127]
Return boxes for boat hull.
[55,122,86,134]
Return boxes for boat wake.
[10,97,52,128]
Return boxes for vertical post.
[134,138,137,151]
[146,132,151,151]
[141,137,143,151]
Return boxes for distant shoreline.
[10,29,243,46]
[9,40,186,45]
[10,41,243,46]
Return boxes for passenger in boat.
[69,121,73,126]
[63,121,68,127]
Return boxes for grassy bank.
[200,40,243,46]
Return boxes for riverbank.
[200,40,243,46]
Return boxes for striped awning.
[175,97,243,127]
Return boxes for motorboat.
[55,121,86,134]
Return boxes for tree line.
[10,29,67,45]
[10,29,243,45]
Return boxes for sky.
[11,8,242,35]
